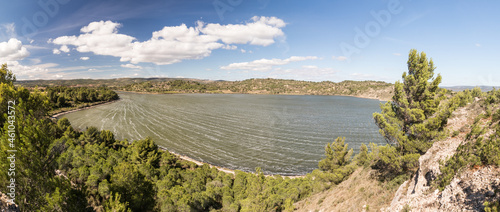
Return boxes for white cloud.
[222,45,237,50]
[2,61,55,79]
[332,56,348,61]
[53,48,61,54]
[220,56,318,71]
[200,16,286,46]
[393,53,401,56]
[0,38,62,80]
[240,49,246,53]
[475,43,481,47]
[50,17,285,65]
[80,56,89,60]
[121,63,142,69]
[60,45,70,53]
[0,38,30,61]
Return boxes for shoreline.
[157,146,305,179]
[116,89,391,102]
[50,99,121,119]
[50,92,328,179]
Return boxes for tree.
[357,143,369,166]
[318,137,353,172]
[0,63,15,85]
[56,95,67,108]
[373,49,445,155]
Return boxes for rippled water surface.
[62,92,386,175]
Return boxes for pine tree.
[373,49,445,155]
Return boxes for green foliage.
[120,78,393,97]
[316,137,357,185]
[484,200,500,212]
[492,109,500,123]
[436,109,500,190]
[0,63,15,85]
[371,145,419,181]
[104,192,132,212]
[357,143,369,166]
[373,49,445,155]
[45,85,119,112]
[401,204,411,212]
[319,137,353,171]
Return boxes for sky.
[0,0,498,86]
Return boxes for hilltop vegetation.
[15,77,394,101]
[121,78,393,100]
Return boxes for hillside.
[387,95,500,211]
[121,78,394,101]
[15,78,394,101]
[294,89,500,211]
[294,167,395,211]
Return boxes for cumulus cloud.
[0,38,60,79]
[220,56,318,71]
[53,48,61,54]
[80,57,89,60]
[200,16,286,46]
[121,63,142,69]
[60,45,70,53]
[0,38,30,61]
[50,17,286,65]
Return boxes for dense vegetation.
[15,77,393,99]
[121,78,393,99]
[46,86,119,110]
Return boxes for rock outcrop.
[0,192,18,212]
[386,102,500,211]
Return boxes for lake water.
[62,92,386,175]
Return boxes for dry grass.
[294,167,397,212]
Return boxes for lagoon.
[62,92,386,175]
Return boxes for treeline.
[46,86,119,109]
[121,78,393,99]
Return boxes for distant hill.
[14,77,209,88]
[443,85,496,92]
[16,78,395,101]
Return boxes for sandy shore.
[50,99,120,119]
[157,146,305,179]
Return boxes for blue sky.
[0,0,498,86]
